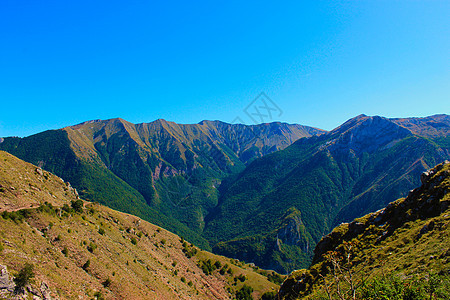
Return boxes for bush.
[2,209,31,223]
[102,278,112,288]
[267,272,284,284]
[198,259,217,275]
[214,260,222,269]
[71,200,84,213]
[98,228,105,235]
[94,291,104,300]
[82,259,90,271]
[62,204,71,212]
[235,284,253,300]
[131,237,137,245]
[62,247,68,256]
[261,291,277,300]
[87,242,97,253]
[14,263,35,291]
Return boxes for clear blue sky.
[1,0,449,137]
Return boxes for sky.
[0,0,449,137]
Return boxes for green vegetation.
[278,162,450,299]
[87,242,97,253]
[82,259,91,271]
[102,278,112,288]
[2,209,32,223]
[2,115,448,275]
[71,199,84,213]
[357,274,450,300]
[206,118,449,273]
[261,291,277,300]
[14,263,35,291]
[0,150,280,299]
[235,284,253,300]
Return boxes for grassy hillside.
[278,161,450,299]
[0,151,280,299]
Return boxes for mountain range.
[1,114,449,273]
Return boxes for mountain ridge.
[205,114,450,273]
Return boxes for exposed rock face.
[40,282,52,300]
[0,264,15,297]
[323,115,412,155]
[277,213,310,253]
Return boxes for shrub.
[235,284,253,300]
[2,210,31,223]
[62,204,71,212]
[131,237,137,245]
[71,199,84,213]
[198,259,217,275]
[62,247,68,256]
[181,276,186,283]
[87,242,97,253]
[261,291,277,300]
[82,259,90,271]
[214,260,222,269]
[102,278,112,288]
[94,291,104,300]
[98,228,105,235]
[14,263,35,291]
[267,272,284,284]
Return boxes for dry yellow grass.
[0,151,278,299]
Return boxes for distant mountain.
[0,151,280,299]
[204,114,450,273]
[278,161,450,299]
[0,118,322,248]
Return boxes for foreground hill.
[205,114,450,273]
[0,151,280,299]
[0,118,322,249]
[278,161,450,299]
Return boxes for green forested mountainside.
[0,118,320,249]
[278,161,450,299]
[204,114,450,273]
[0,151,280,300]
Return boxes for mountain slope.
[0,118,321,249]
[278,160,450,299]
[204,114,450,273]
[0,150,280,299]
